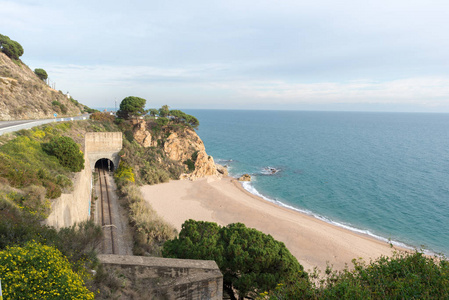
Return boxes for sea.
[183,109,449,256]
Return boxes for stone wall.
[44,152,92,229]
[98,254,223,300]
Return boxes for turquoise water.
[185,110,449,256]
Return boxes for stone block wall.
[98,255,223,300]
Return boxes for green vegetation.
[43,136,85,172]
[116,96,147,120]
[34,68,48,81]
[259,251,449,299]
[0,131,76,201]
[0,34,24,60]
[158,104,170,117]
[89,111,115,122]
[0,241,94,299]
[114,161,176,256]
[170,109,200,129]
[163,220,308,299]
[51,100,68,114]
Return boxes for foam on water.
[241,179,416,253]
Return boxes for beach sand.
[141,176,402,272]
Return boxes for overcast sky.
[2,0,449,112]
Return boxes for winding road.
[0,114,90,136]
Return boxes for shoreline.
[236,179,413,252]
[141,175,406,272]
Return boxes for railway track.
[97,165,116,254]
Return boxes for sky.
[1,0,449,112]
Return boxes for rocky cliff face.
[0,53,85,120]
[132,120,218,180]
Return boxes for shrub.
[21,185,51,219]
[90,112,115,122]
[163,220,309,299]
[0,241,94,299]
[140,164,170,185]
[43,136,85,172]
[0,34,24,60]
[183,159,195,172]
[114,161,135,186]
[34,68,48,81]
[315,251,449,299]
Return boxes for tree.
[0,34,24,60]
[43,136,85,172]
[117,96,147,120]
[148,108,158,117]
[163,220,308,300]
[169,109,200,129]
[158,105,170,117]
[34,68,48,81]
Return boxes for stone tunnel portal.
[95,158,115,172]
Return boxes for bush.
[114,181,176,256]
[315,251,449,299]
[140,164,170,185]
[0,241,94,299]
[21,185,51,219]
[0,34,24,60]
[90,112,115,122]
[34,68,48,81]
[114,161,135,187]
[43,136,85,172]
[163,220,308,299]
[183,159,195,172]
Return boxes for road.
[0,114,90,136]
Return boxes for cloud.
[37,61,449,111]
[3,0,449,111]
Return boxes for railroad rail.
[97,165,116,254]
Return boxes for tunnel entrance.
[95,158,115,172]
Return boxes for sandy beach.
[141,176,402,272]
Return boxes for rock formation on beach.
[238,174,251,181]
[131,119,219,180]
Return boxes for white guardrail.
[0,115,90,136]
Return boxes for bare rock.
[238,174,251,181]
[216,164,228,176]
[132,120,153,147]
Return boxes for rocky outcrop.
[132,120,154,147]
[238,174,251,181]
[216,164,228,176]
[164,128,218,180]
[132,120,219,180]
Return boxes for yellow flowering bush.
[114,161,135,184]
[0,242,94,299]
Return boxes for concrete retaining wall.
[44,152,92,229]
[85,132,122,170]
[98,255,223,300]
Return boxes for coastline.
[141,175,405,272]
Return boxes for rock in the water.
[238,174,251,181]
[216,164,228,176]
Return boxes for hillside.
[0,52,86,121]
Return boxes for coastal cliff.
[131,119,218,180]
